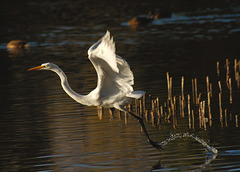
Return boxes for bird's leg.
[127,111,162,150]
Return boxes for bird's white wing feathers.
[115,56,145,98]
[87,31,144,105]
[88,31,119,73]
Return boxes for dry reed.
[125,58,240,130]
[192,79,195,104]
[192,110,195,129]
[226,59,230,87]
[188,94,191,129]
[225,109,228,127]
[217,61,220,76]
[228,78,233,104]
[236,115,239,127]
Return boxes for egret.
[28,31,162,149]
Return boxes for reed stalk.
[125,112,128,126]
[195,78,198,105]
[168,107,172,120]
[171,96,175,116]
[156,97,160,117]
[225,108,228,127]
[236,115,239,127]
[197,93,202,105]
[143,94,146,113]
[97,107,104,120]
[181,76,185,102]
[206,76,210,94]
[234,59,240,88]
[149,94,152,111]
[173,96,177,129]
[188,94,191,129]
[135,99,139,116]
[218,81,222,93]
[139,99,143,117]
[226,59,230,87]
[201,101,207,130]
[117,109,121,119]
[207,92,212,121]
[166,72,171,100]
[179,95,183,117]
[164,102,167,119]
[151,99,155,112]
[151,110,155,127]
[170,77,173,103]
[204,101,207,130]
[210,83,213,97]
[198,103,202,128]
[145,110,148,122]
[234,59,237,81]
[192,79,195,104]
[192,110,195,129]
[160,105,164,118]
[217,61,220,76]
[229,78,232,104]
[219,93,223,126]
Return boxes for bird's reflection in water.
[6,40,30,58]
[8,48,29,58]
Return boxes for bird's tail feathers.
[127,91,145,99]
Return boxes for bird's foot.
[149,140,163,150]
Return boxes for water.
[1,0,240,171]
[160,133,218,154]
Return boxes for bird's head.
[27,62,58,71]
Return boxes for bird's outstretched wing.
[87,31,143,105]
[88,31,118,73]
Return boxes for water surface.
[1,0,240,171]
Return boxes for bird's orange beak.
[27,65,43,71]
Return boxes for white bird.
[28,31,162,149]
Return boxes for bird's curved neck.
[52,67,87,105]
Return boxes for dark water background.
[1,0,240,171]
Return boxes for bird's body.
[28,31,161,149]
[7,40,29,49]
[29,31,144,110]
[128,15,154,26]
